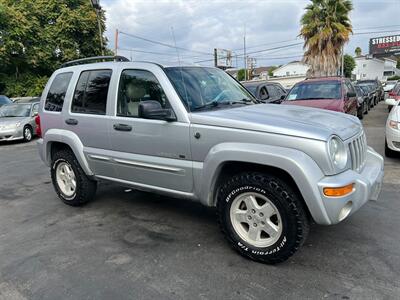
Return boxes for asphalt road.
[0,102,399,300]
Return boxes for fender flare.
[196,142,330,224]
[42,129,93,175]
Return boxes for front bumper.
[386,125,400,152]
[315,147,384,225]
[0,128,23,141]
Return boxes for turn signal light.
[323,184,354,197]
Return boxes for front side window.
[71,69,112,115]
[286,82,341,101]
[117,69,169,117]
[164,67,255,112]
[44,72,73,112]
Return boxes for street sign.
[215,49,232,68]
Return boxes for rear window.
[71,69,112,115]
[44,72,73,112]
[286,82,341,101]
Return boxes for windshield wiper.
[192,101,219,111]
[290,97,335,101]
[220,99,254,105]
[1,115,20,117]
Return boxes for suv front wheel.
[51,149,97,206]
[217,172,309,264]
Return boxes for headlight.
[389,120,399,130]
[328,136,347,170]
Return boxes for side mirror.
[280,95,286,100]
[138,100,176,121]
[385,98,398,106]
[32,111,38,117]
[347,91,356,98]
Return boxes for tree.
[355,47,362,57]
[268,66,278,76]
[343,54,355,78]
[300,0,353,77]
[0,0,110,96]
[237,69,246,81]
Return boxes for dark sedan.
[242,81,287,103]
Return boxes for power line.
[353,29,400,35]
[119,31,213,56]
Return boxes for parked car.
[384,80,398,93]
[357,80,384,105]
[0,101,39,142]
[0,95,12,107]
[387,82,400,111]
[242,81,286,103]
[36,56,384,264]
[354,85,369,119]
[358,84,375,109]
[385,98,400,157]
[282,77,358,116]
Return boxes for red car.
[388,82,400,100]
[282,77,358,116]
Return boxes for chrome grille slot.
[349,132,367,172]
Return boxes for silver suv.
[37,56,384,264]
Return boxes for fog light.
[338,201,353,221]
[323,183,354,197]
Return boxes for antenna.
[170,27,191,110]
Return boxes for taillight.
[35,114,42,137]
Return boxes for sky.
[101,0,400,68]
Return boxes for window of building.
[44,72,73,112]
[117,69,169,118]
[71,70,112,115]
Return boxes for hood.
[282,99,343,112]
[190,104,361,141]
[0,116,29,126]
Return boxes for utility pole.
[90,0,104,56]
[243,24,247,81]
[115,29,119,56]
[341,45,344,77]
[214,48,218,67]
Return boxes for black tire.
[23,126,33,142]
[51,149,97,206]
[357,104,364,119]
[385,139,397,158]
[217,172,310,264]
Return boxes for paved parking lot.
[0,102,399,300]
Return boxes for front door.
[108,68,193,193]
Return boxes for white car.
[385,98,400,157]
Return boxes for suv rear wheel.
[51,149,97,206]
[217,172,309,264]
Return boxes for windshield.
[0,96,12,105]
[0,104,31,117]
[286,82,341,101]
[164,67,256,111]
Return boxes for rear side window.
[71,69,112,115]
[44,72,73,112]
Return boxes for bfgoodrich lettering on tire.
[51,149,97,206]
[217,172,309,264]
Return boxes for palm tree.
[355,47,362,57]
[300,0,353,77]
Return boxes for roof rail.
[61,55,130,68]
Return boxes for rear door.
[65,68,115,176]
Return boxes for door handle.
[113,123,132,132]
[65,118,78,125]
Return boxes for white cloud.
[102,0,400,67]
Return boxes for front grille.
[349,132,367,172]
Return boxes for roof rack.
[61,55,130,68]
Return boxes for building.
[272,61,309,77]
[352,56,400,81]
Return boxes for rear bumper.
[313,147,384,225]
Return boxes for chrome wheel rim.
[56,162,76,197]
[24,128,32,141]
[230,192,282,248]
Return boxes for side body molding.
[41,129,93,175]
[195,143,330,224]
